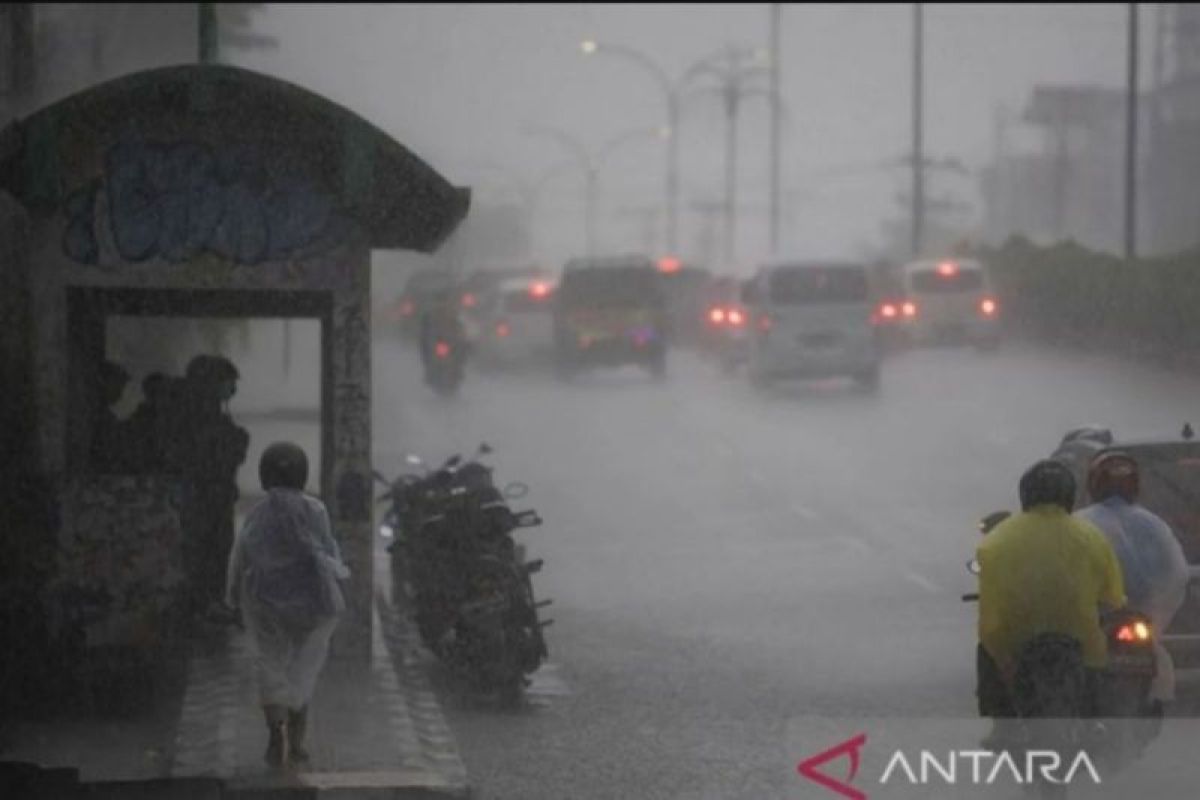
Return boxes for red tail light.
[709,308,727,325]
[728,309,745,326]
[757,315,773,332]
[400,300,415,317]
[901,301,918,318]
[530,282,551,298]
[1116,621,1152,642]
[434,341,452,359]
[495,322,511,338]
[461,293,477,309]
[980,297,998,316]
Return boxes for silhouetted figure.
[126,372,174,473]
[180,355,250,616]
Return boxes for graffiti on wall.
[63,139,352,267]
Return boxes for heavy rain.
[3,4,1200,800]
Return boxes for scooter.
[964,511,1161,783]
[423,337,466,396]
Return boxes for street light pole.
[912,2,925,258]
[724,77,739,266]
[582,40,682,255]
[524,125,662,259]
[667,93,680,255]
[768,2,782,255]
[1125,1,1139,260]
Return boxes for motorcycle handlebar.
[962,593,979,603]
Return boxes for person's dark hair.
[186,355,240,383]
[259,442,309,491]
[1019,459,1077,512]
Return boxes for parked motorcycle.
[374,443,551,700]
[963,510,1161,790]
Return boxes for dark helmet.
[259,441,309,491]
[1019,459,1077,512]
[1087,450,1140,503]
[186,355,240,383]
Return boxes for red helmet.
[1087,450,1139,503]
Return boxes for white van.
[743,261,881,389]
[895,258,1000,348]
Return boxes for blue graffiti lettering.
[63,138,348,266]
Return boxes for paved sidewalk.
[171,591,469,798]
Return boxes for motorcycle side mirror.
[979,511,1011,535]
[445,455,463,469]
[479,442,494,456]
[504,481,529,500]
[967,558,981,576]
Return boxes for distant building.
[982,5,1200,257]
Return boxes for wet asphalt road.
[370,336,1200,800]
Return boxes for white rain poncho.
[1076,496,1191,700]
[225,489,350,708]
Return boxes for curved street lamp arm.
[679,59,729,91]
[590,42,674,99]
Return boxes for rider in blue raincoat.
[1075,451,1191,703]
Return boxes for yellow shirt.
[977,505,1126,670]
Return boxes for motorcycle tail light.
[980,297,998,316]
[435,341,452,359]
[1116,621,1152,642]
[496,322,511,338]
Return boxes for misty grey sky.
[230,3,1140,268]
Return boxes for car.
[742,260,883,390]
[1050,424,1200,696]
[458,265,551,344]
[553,255,670,379]
[472,276,558,369]
[892,257,1001,349]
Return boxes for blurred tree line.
[975,237,1200,369]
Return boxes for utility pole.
[724,60,740,266]
[911,2,925,258]
[768,3,782,255]
[199,2,218,64]
[1126,2,1139,260]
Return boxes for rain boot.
[263,704,288,767]
[287,706,310,765]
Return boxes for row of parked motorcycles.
[964,511,1161,797]
[373,443,551,702]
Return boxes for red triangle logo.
[796,733,868,800]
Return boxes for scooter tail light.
[1116,621,1152,642]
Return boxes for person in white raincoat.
[1075,451,1191,705]
[225,441,350,767]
